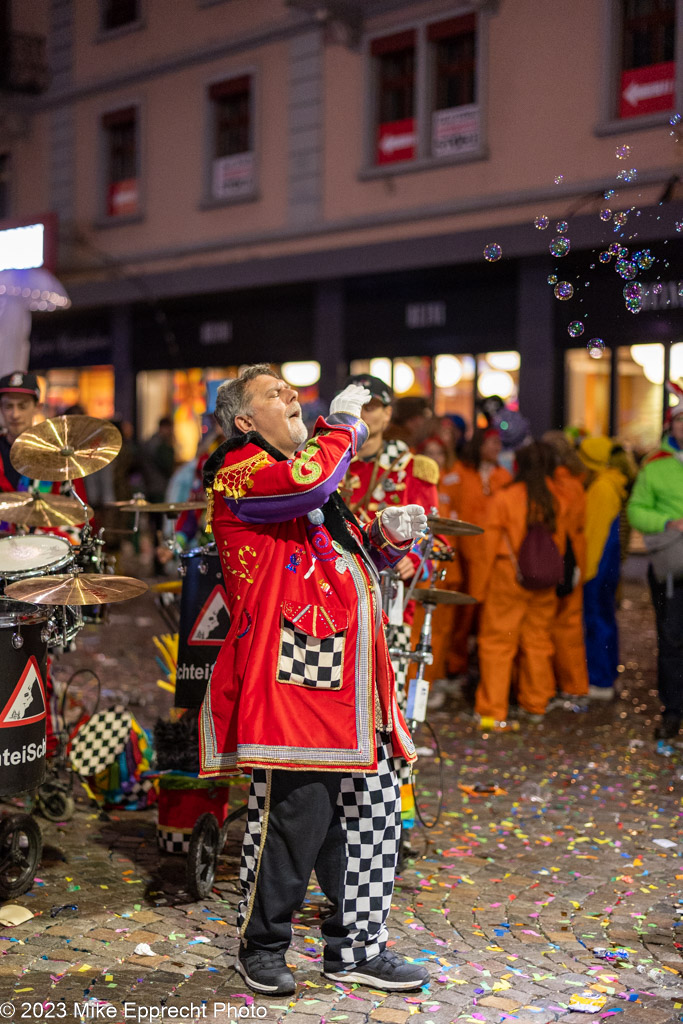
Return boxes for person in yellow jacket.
[577,437,628,700]
[473,442,569,728]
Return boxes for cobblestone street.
[2,571,683,1024]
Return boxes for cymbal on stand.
[427,515,484,537]
[105,498,206,514]
[10,415,122,481]
[0,492,93,527]
[413,588,478,606]
[5,574,148,606]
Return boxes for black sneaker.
[236,947,296,995]
[324,949,429,990]
[655,714,681,741]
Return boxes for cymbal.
[106,498,206,514]
[5,574,148,606]
[0,491,93,528]
[413,588,478,606]
[427,514,484,537]
[10,415,122,481]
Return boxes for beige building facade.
[2,0,683,452]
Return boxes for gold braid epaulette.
[205,449,271,531]
[411,453,440,485]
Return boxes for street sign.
[620,61,675,118]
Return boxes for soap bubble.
[599,208,612,221]
[587,338,605,358]
[615,144,631,159]
[554,281,574,300]
[484,243,502,262]
[547,273,558,285]
[671,113,682,126]
[555,220,569,233]
[679,284,683,298]
[568,321,584,338]
[615,258,637,280]
[608,242,625,256]
[653,282,663,294]
[549,236,570,257]
[623,282,644,301]
[520,781,545,804]
[604,189,615,199]
[626,300,642,314]
[534,215,549,230]
[554,174,564,184]
[634,248,654,269]
[613,211,628,227]
[599,251,612,263]
[676,222,683,232]
[617,167,638,182]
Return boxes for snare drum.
[0,598,48,796]
[0,535,74,585]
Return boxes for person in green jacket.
[627,406,683,740]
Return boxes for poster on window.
[620,61,675,119]
[212,152,254,199]
[376,117,416,165]
[107,178,139,217]
[432,105,480,158]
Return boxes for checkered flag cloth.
[69,705,133,777]
[277,618,344,689]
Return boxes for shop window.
[209,75,255,201]
[102,107,140,219]
[617,343,667,454]
[433,353,475,424]
[565,348,612,437]
[0,153,10,219]
[43,366,115,420]
[101,0,140,32]
[476,351,520,407]
[372,31,416,165]
[619,0,676,119]
[430,16,480,159]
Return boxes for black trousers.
[648,567,683,717]
[238,733,401,972]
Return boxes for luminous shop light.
[478,370,515,400]
[281,361,321,388]
[434,354,462,389]
[369,358,392,385]
[393,361,415,394]
[629,343,663,368]
[486,350,521,372]
[0,223,45,271]
[670,343,683,379]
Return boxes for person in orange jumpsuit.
[440,428,511,687]
[541,430,589,706]
[472,442,569,728]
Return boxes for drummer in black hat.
[0,371,42,492]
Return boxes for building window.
[209,76,255,201]
[372,31,416,165]
[102,107,139,219]
[101,0,140,32]
[0,154,10,219]
[619,0,676,118]
[368,14,483,170]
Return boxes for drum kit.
[381,512,482,727]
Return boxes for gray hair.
[214,364,280,438]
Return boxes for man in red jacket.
[200,364,429,997]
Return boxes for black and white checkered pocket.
[277,603,347,689]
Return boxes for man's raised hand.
[329,385,372,419]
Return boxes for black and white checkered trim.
[277,619,344,689]
[337,735,401,966]
[157,828,191,854]
[386,623,411,711]
[69,706,132,777]
[237,772,269,933]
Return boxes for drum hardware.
[9,414,122,482]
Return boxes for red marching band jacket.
[198,415,417,777]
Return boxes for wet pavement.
[1,554,683,1024]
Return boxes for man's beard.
[288,418,308,448]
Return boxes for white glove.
[329,384,372,419]
[381,504,428,543]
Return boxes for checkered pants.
[238,734,401,970]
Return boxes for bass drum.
[0,598,48,797]
[175,545,229,709]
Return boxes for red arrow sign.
[620,62,675,118]
[377,117,416,165]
